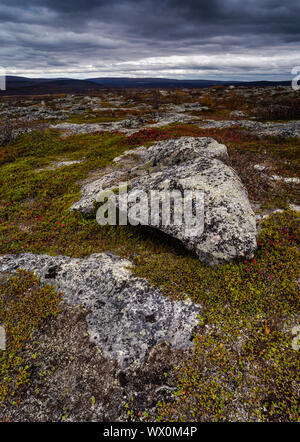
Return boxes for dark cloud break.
[0,0,299,80]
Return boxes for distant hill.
[0,75,291,95]
[88,77,291,88]
[5,76,53,89]
[87,77,226,88]
[1,77,104,95]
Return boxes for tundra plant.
[96,182,204,237]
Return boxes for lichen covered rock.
[71,136,257,265]
[128,156,257,265]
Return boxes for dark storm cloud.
[0,0,299,78]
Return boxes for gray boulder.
[70,137,228,214]
[0,253,200,368]
[230,110,247,118]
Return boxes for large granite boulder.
[144,136,228,169]
[0,253,200,368]
[71,137,257,265]
[71,170,127,214]
[70,137,228,214]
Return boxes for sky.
[0,0,299,80]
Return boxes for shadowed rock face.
[71,137,257,265]
[0,253,201,368]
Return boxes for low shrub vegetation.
[0,126,298,421]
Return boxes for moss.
[156,211,299,422]
[0,270,62,405]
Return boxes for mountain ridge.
[0,75,291,95]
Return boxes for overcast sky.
[0,0,299,80]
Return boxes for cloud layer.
[0,0,299,79]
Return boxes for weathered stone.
[51,112,200,135]
[113,146,148,164]
[70,170,128,213]
[35,160,82,172]
[0,253,201,368]
[270,175,300,184]
[230,110,247,118]
[50,121,136,134]
[144,137,228,168]
[71,137,228,214]
[71,137,257,265]
[147,112,199,127]
[121,116,145,129]
[128,157,257,266]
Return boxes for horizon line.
[5,74,293,82]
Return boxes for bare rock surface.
[270,175,300,184]
[0,252,201,368]
[50,120,139,135]
[198,119,300,137]
[230,110,247,118]
[70,170,127,214]
[113,146,148,164]
[128,157,257,266]
[147,112,199,127]
[71,137,229,214]
[35,159,82,172]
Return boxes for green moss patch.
[66,110,122,124]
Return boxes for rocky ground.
[0,85,299,422]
